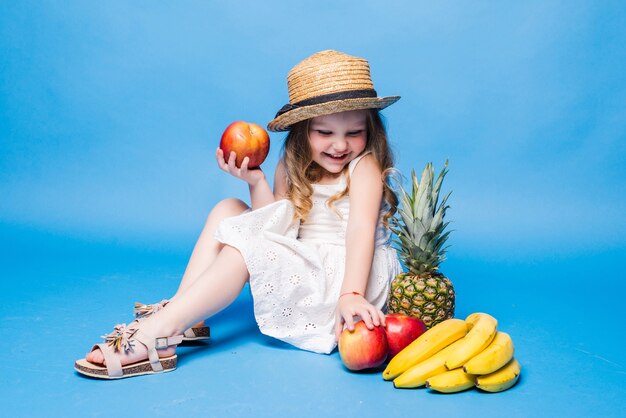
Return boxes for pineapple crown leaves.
[389,161,452,274]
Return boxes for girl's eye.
[347,130,364,137]
[316,130,332,136]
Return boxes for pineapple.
[387,161,455,328]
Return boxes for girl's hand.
[334,293,386,341]
[216,148,265,186]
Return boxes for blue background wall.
[3,1,624,258]
[1,2,625,417]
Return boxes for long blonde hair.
[281,109,397,225]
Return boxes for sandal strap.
[133,330,184,372]
[92,323,184,376]
[91,343,124,377]
[134,299,170,319]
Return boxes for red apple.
[219,121,270,168]
[338,321,388,371]
[384,313,427,360]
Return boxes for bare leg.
[175,198,249,295]
[86,245,249,365]
[159,245,249,331]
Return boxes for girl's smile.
[308,110,368,177]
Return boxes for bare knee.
[207,198,249,224]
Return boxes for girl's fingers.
[357,307,374,329]
[241,156,249,169]
[359,305,384,329]
[216,148,227,169]
[368,306,383,327]
[343,312,355,331]
[370,310,381,327]
[240,157,250,175]
[378,309,387,327]
[227,151,237,169]
[337,301,386,338]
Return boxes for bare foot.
[86,323,176,366]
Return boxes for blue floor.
[1,224,625,418]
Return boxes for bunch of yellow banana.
[383,313,521,393]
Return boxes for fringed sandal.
[74,323,184,379]
[134,300,210,342]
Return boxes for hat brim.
[267,96,400,132]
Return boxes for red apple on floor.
[338,321,388,371]
[219,121,270,168]
[384,313,427,360]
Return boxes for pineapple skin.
[387,272,455,328]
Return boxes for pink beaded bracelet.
[339,291,363,298]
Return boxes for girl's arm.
[335,154,386,339]
[216,149,276,209]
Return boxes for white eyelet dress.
[214,153,402,354]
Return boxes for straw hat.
[267,50,400,132]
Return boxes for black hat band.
[274,89,378,118]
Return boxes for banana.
[463,331,514,375]
[425,368,476,393]
[383,318,467,381]
[445,312,497,370]
[393,338,467,388]
[475,357,521,392]
[465,312,484,324]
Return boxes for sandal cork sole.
[183,326,210,342]
[74,355,177,379]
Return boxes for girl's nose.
[332,137,348,152]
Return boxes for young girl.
[75,50,403,379]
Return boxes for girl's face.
[308,110,368,177]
